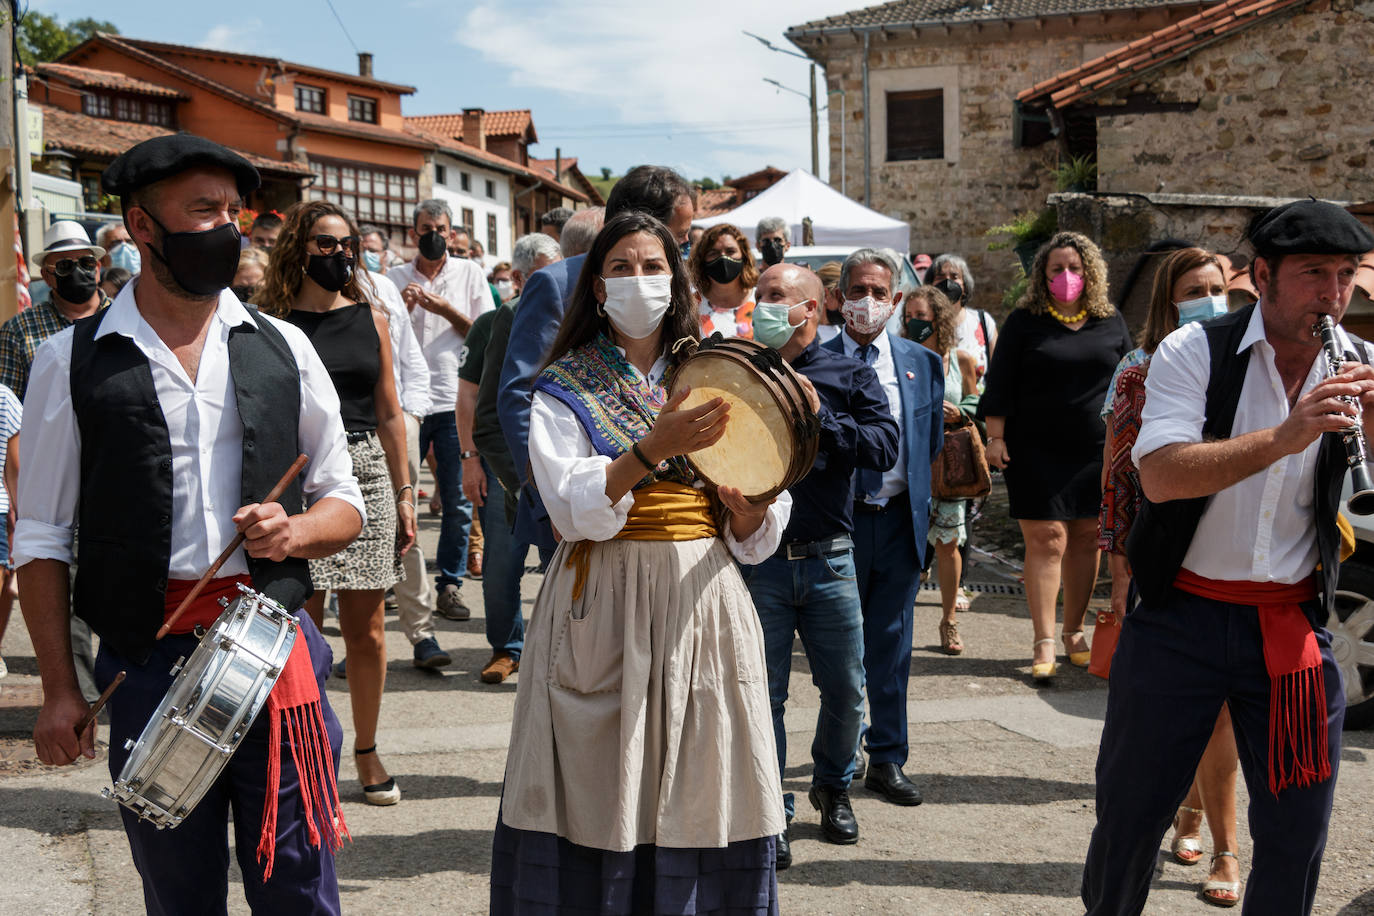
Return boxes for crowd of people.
[2,130,1369,916]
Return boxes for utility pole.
[808,64,818,177]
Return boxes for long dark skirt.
[490,817,779,916]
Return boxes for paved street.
[2,490,1373,915]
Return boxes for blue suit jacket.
[823,330,944,556]
[497,252,586,550]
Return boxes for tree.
[600,166,612,180]
[18,12,118,66]
[697,177,719,191]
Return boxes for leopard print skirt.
[309,433,402,591]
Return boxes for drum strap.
[160,578,349,879]
[1172,569,1328,796]
[565,482,719,600]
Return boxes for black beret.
[1250,199,1374,258]
[101,133,260,198]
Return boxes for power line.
[322,0,360,54]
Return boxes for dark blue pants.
[744,548,866,819]
[477,460,527,660]
[1081,589,1344,916]
[852,494,922,766]
[96,612,343,915]
[420,410,472,590]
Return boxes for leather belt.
[853,489,910,514]
[346,429,376,443]
[777,536,854,561]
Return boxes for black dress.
[978,308,1132,520]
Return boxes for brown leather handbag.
[932,414,991,500]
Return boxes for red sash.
[1172,569,1330,796]
[163,577,349,879]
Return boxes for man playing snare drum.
[15,134,364,914]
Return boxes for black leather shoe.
[864,762,924,806]
[808,785,859,844]
[775,819,792,870]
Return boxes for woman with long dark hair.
[491,212,791,913]
[689,222,759,339]
[258,200,416,806]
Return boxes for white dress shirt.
[527,354,790,563]
[1133,302,1370,583]
[841,329,908,505]
[366,270,432,418]
[12,282,364,579]
[387,256,495,415]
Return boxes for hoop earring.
[596,301,606,317]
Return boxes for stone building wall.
[814,18,1180,314]
[1096,0,1374,200]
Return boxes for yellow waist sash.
[567,481,718,599]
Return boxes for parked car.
[1334,478,1374,729]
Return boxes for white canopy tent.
[694,169,910,253]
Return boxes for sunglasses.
[51,255,99,278]
[310,234,358,255]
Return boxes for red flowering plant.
[237,209,282,233]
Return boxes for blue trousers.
[852,495,922,766]
[477,460,526,659]
[420,411,473,590]
[1081,589,1344,916]
[96,611,342,915]
[744,548,866,819]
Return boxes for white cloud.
[452,0,843,177]
[200,20,265,53]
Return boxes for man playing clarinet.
[1082,199,1374,915]
[15,134,364,914]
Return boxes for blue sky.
[29,0,852,182]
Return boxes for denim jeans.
[743,548,866,819]
[419,411,472,590]
[477,461,526,659]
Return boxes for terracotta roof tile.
[34,102,312,178]
[789,0,1210,33]
[36,62,187,99]
[405,110,534,141]
[695,189,739,217]
[1018,0,1311,107]
[408,127,588,203]
[291,110,434,150]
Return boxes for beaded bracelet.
[631,442,657,472]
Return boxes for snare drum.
[103,585,298,828]
[668,335,820,502]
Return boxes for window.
[83,93,111,117]
[435,164,447,186]
[114,97,143,122]
[487,214,498,257]
[460,172,471,192]
[461,208,475,235]
[295,84,326,114]
[309,157,419,238]
[348,94,377,124]
[886,90,944,161]
[485,179,496,199]
[146,101,172,127]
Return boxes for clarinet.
[1314,314,1374,514]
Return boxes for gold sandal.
[1201,851,1241,907]
[1170,804,1204,865]
[939,619,963,655]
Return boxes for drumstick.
[156,453,309,640]
[74,670,124,737]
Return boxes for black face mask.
[418,230,447,261]
[143,211,242,298]
[705,255,744,285]
[760,238,786,266]
[55,266,99,304]
[305,252,354,292]
[905,318,935,343]
[934,278,964,305]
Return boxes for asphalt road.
[1,482,1372,915]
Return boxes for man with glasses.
[0,221,110,399]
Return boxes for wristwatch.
[460,449,480,460]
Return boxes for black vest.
[69,307,312,661]
[1127,303,1348,620]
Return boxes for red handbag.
[1088,610,1120,680]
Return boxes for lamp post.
[745,31,820,179]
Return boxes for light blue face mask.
[362,250,383,273]
[1176,294,1228,326]
[753,300,807,349]
[108,242,140,274]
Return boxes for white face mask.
[841,295,897,336]
[495,279,514,299]
[601,274,672,339]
